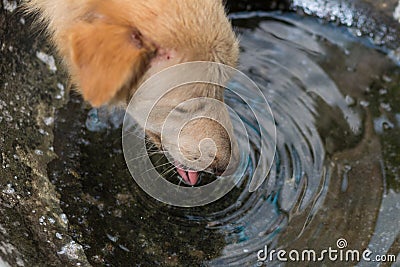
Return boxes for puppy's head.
[142,82,240,185]
[63,0,239,184]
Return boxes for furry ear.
[67,22,156,106]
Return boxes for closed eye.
[174,106,189,114]
[173,101,206,114]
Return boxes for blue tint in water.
[207,13,370,265]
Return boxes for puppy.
[26,0,239,185]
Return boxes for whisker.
[149,160,173,170]
[127,149,169,162]
[159,165,177,176]
[127,153,154,162]
[147,151,166,156]
[152,154,168,167]
[159,168,175,178]
[141,162,173,176]
[122,130,146,139]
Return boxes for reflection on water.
[49,12,400,266]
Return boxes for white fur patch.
[2,0,17,13]
[394,0,400,22]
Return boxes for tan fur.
[25,0,239,177]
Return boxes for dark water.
[50,12,400,266]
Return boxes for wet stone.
[1,0,400,266]
[1,0,90,266]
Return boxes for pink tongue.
[176,166,199,185]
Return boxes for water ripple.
[205,13,361,265]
